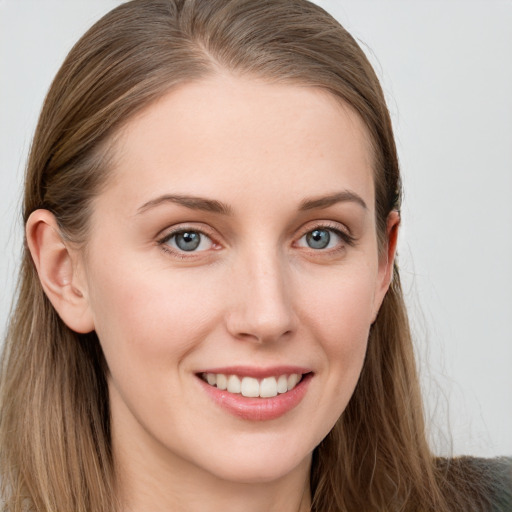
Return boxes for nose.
[225,249,297,344]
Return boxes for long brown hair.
[0,1,487,510]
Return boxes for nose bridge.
[227,243,296,343]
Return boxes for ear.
[372,210,400,321]
[26,209,94,333]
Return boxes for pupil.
[307,229,330,249]
[176,232,200,251]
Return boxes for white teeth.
[277,374,288,394]
[202,372,303,398]
[260,377,278,398]
[241,377,260,397]
[287,373,299,390]
[216,373,227,390]
[227,375,241,394]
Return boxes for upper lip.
[196,365,312,379]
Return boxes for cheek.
[304,262,378,345]
[86,257,222,374]
[300,263,378,413]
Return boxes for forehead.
[103,75,375,215]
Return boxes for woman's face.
[79,76,395,485]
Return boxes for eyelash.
[296,222,356,251]
[157,226,218,259]
[157,222,355,259]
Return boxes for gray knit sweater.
[437,456,512,511]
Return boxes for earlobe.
[26,209,94,333]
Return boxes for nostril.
[231,327,294,344]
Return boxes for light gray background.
[1,0,511,457]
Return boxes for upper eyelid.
[160,229,212,244]
[294,220,353,238]
[157,223,216,242]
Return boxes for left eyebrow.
[299,190,368,211]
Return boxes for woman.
[0,0,509,511]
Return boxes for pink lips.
[196,366,312,421]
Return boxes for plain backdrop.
[1,0,511,457]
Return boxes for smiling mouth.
[199,372,304,398]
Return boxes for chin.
[183,430,316,486]
[203,452,312,485]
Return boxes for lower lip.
[198,374,312,421]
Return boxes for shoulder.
[437,456,512,512]
[471,457,512,512]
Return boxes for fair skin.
[27,75,398,512]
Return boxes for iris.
[175,231,201,251]
[306,229,331,249]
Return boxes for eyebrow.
[137,189,367,216]
[299,190,368,211]
[137,194,233,215]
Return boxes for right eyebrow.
[136,194,233,216]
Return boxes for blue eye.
[174,231,201,251]
[306,229,331,249]
[297,227,349,250]
[164,230,213,252]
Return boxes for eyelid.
[294,220,356,247]
[157,221,218,241]
[156,223,221,257]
